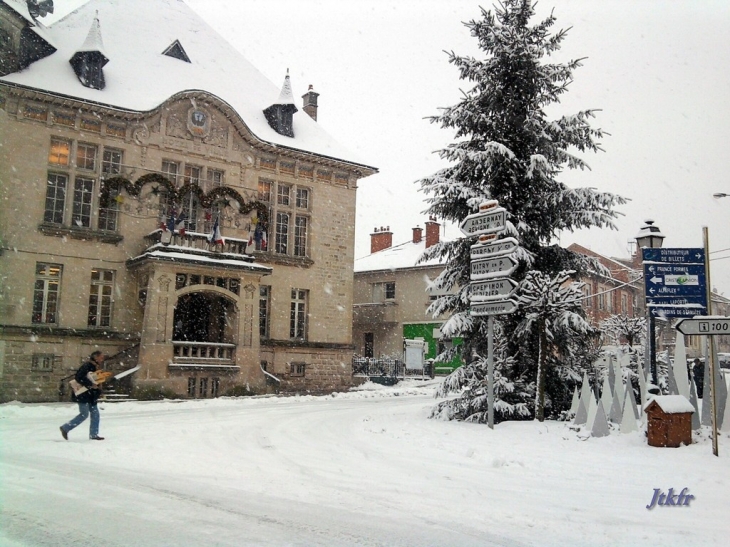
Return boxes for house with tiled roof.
[0,0,377,401]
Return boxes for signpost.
[676,317,730,336]
[461,200,519,429]
[459,207,506,236]
[469,278,518,301]
[642,249,707,318]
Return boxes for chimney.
[302,84,319,121]
[370,226,392,253]
[425,216,440,248]
[412,226,423,244]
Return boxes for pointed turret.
[263,70,298,137]
[69,11,108,90]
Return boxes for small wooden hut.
[644,395,694,448]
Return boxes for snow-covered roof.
[0,0,373,169]
[3,0,57,48]
[127,249,273,274]
[354,238,448,274]
[644,395,695,414]
[75,11,106,57]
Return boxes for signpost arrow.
[642,247,705,264]
[470,237,518,260]
[470,299,517,317]
[459,208,506,237]
[469,277,518,301]
[676,317,730,336]
[648,306,708,319]
[470,255,518,281]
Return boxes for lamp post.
[636,219,665,386]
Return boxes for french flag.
[254,223,267,251]
[208,216,225,245]
[174,212,186,236]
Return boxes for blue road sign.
[644,263,706,297]
[646,296,707,307]
[642,247,705,264]
[648,305,708,318]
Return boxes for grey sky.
[49,0,730,294]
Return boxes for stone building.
[0,0,376,402]
[353,219,462,375]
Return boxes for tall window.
[161,160,179,185]
[102,148,123,175]
[294,216,308,257]
[98,189,119,231]
[208,168,224,189]
[277,184,291,206]
[88,269,114,327]
[290,289,308,340]
[275,212,289,254]
[259,285,271,338]
[621,293,628,314]
[48,139,70,166]
[184,164,201,186]
[44,173,67,224]
[296,188,309,209]
[258,178,272,202]
[32,263,62,324]
[76,143,97,170]
[72,177,94,227]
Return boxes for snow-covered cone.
[574,395,588,426]
[591,403,610,438]
[689,377,701,430]
[587,390,599,429]
[600,375,613,415]
[722,395,730,431]
[569,386,579,416]
[579,372,592,409]
[711,345,728,429]
[608,356,616,394]
[620,392,638,434]
[638,368,648,413]
[609,390,623,423]
[628,385,640,419]
[613,359,624,405]
[666,360,679,396]
[674,334,690,399]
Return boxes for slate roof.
[0,0,374,170]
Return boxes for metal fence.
[352,357,432,379]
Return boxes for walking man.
[60,351,106,441]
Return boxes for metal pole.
[703,227,719,457]
[487,315,494,429]
[649,314,657,386]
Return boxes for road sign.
[676,317,730,336]
[642,247,705,264]
[470,255,518,281]
[646,296,707,307]
[648,306,707,319]
[644,263,706,296]
[459,208,506,237]
[470,299,517,316]
[470,237,518,260]
[469,277,518,301]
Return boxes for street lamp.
[636,219,665,387]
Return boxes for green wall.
[402,323,463,374]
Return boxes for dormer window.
[69,12,108,90]
[264,72,298,138]
[162,40,190,63]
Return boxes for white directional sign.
[470,299,517,316]
[470,237,518,260]
[459,208,506,237]
[676,317,730,336]
[469,278,518,301]
[470,255,518,281]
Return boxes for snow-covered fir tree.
[419,0,626,423]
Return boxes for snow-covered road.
[1,382,727,546]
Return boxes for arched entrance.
[173,292,235,344]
